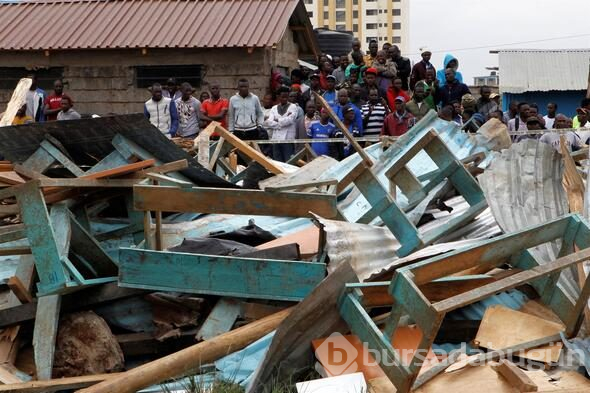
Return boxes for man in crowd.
[57,96,81,121]
[573,98,590,129]
[303,101,320,135]
[12,104,33,125]
[365,40,379,66]
[361,88,388,136]
[361,68,386,101]
[348,39,365,61]
[381,96,415,136]
[528,104,546,128]
[575,107,590,145]
[543,102,557,129]
[308,108,337,157]
[332,56,348,84]
[388,45,411,91]
[175,82,201,138]
[540,114,581,151]
[265,86,298,162]
[144,83,179,137]
[322,75,338,108]
[350,84,365,108]
[507,102,530,132]
[476,86,498,117]
[44,79,66,121]
[386,77,410,111]
[288,90,306,139]
[346,52,365,85]
[228,79,264,140]
[26,74,46,122]
[406,83,430,121]
[163,78,182,101]
[332,89,363,134]
[200,83,229,138]
[503,101,519,124]
[410,50,435,90]
[436,54,464,86]
[435,69,470,108]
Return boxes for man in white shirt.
[543,102,557,129]
[265,86,298,162]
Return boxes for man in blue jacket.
[144,83,179,138]
[435,69,470,108]
[331,89,363,134]
[436,54,464,87]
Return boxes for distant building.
[304,0,409,53]
[0,0,319,115]
[492,49,590,116]
[473,72,499,87]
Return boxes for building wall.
[501,90,586,117]
[305,0,408,53]
[0,41,299,116]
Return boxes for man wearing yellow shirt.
[12,104,33,125]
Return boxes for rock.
[53,311,124,378]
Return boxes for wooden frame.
[339,214,590,393]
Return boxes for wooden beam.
[77,308,293,393]
[0,373,119,392]
[32,295,61,380]
[491,359,538,392]
[210,122,284,175]
[196,298,241,341]
[134,159,189,176]
[39,179,139,188]
[144,173,193,188]
[7,277,33,304]
[118,248,326,301]
[133,184,338,218]
[12,164,49,180]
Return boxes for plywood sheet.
[256,226,319,258]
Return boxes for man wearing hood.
[436,54,464,87]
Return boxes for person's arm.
[381,117,388,136]
[144,104,150,119]
[277,105,298,127]
[227,98,235,132]
[43,97,60,117]
[354,108,364,135]
[169,100,179,137]
[255,96,265,126]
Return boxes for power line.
[408,33,590,56]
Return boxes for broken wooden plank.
[133,184,338,218]
[0,373,119,392]
[0,364,24,384]
[144,173,193,188]
[78,308,293,393]
[210,122,284,175]
[196,298,241,341]
[7,277,33,304]
[39,178,139,188]
[118,248,326,301]
[133,159,189,177]
[32,294,61,380]
[490,359,538,392]
[12,164,49,180]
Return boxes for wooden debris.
[490,359,538,392]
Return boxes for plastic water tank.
[314,29,353,58]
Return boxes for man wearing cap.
[333,89,364,134]
[476,86,498,117]
[410,51,435,91]
[322,75,338,109]
[361,68,387,102]
[434,69,471,108]
[381,96,415,137]
[573,98,590,129]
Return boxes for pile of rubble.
[0,97,586,393]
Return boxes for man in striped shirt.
[361,88,389,136]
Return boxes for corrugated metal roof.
[0,0,300,50]
[497,49,590,93]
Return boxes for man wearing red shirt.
[43,79,65,121]
[381,96,416,137]
[200,83,229,137]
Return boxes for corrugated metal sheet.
[0,0,298,50]
[498,49,590,93]
[479,139,578,299]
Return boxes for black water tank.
[314,29,353,58]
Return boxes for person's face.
[527,121,541,130]
[425,69,435,82]
[200,92,210,101]
[352,41,361,52]
[182,86,193,100]
[365,73,376,85]
[152,86,163,101]
[422,52,431,62]
[278,92,289,105]
[528,107,538,117]
[352,54,363,65]
[333,56,341,68]
[413,86,425,100]
[60,98,72,111]
[318,55,328,65]
[390,46,401,59]
[338,90,349,105]
[210,85,220,98]
[262,94,273,108]
[445,69,455,83]
[349,70,359,81]
[238,82,249,96]
[344,109,355,122]
[320,111,330,122]
[519,104,530,118]
[288,91,299,104]
[395,101,404,112]
[340,57,349,69]
[452,102,462,115]
[481,88,491,100]
[368,89,379,103]
[323,62,333,74]
[383,43,391,52]
[376,52,386,64]
[369,42,378,55]
[310,77,320,89]
[167,82,176,93]
[54,80,63,94]
[306,102,316,116]
[509,101,519,112]
[327,79,335,90]
[554,115,568,129]
[447,59,458,70]
[352,84,361,97]
[291,74,301,84]
[547,103,556,116]
[393,78,402,90]
[578,111,589,124]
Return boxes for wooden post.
[77,308,292,393]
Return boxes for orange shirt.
[201,98,229,129]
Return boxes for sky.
[408,0,590,83]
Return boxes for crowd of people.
[12,39,590,161]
